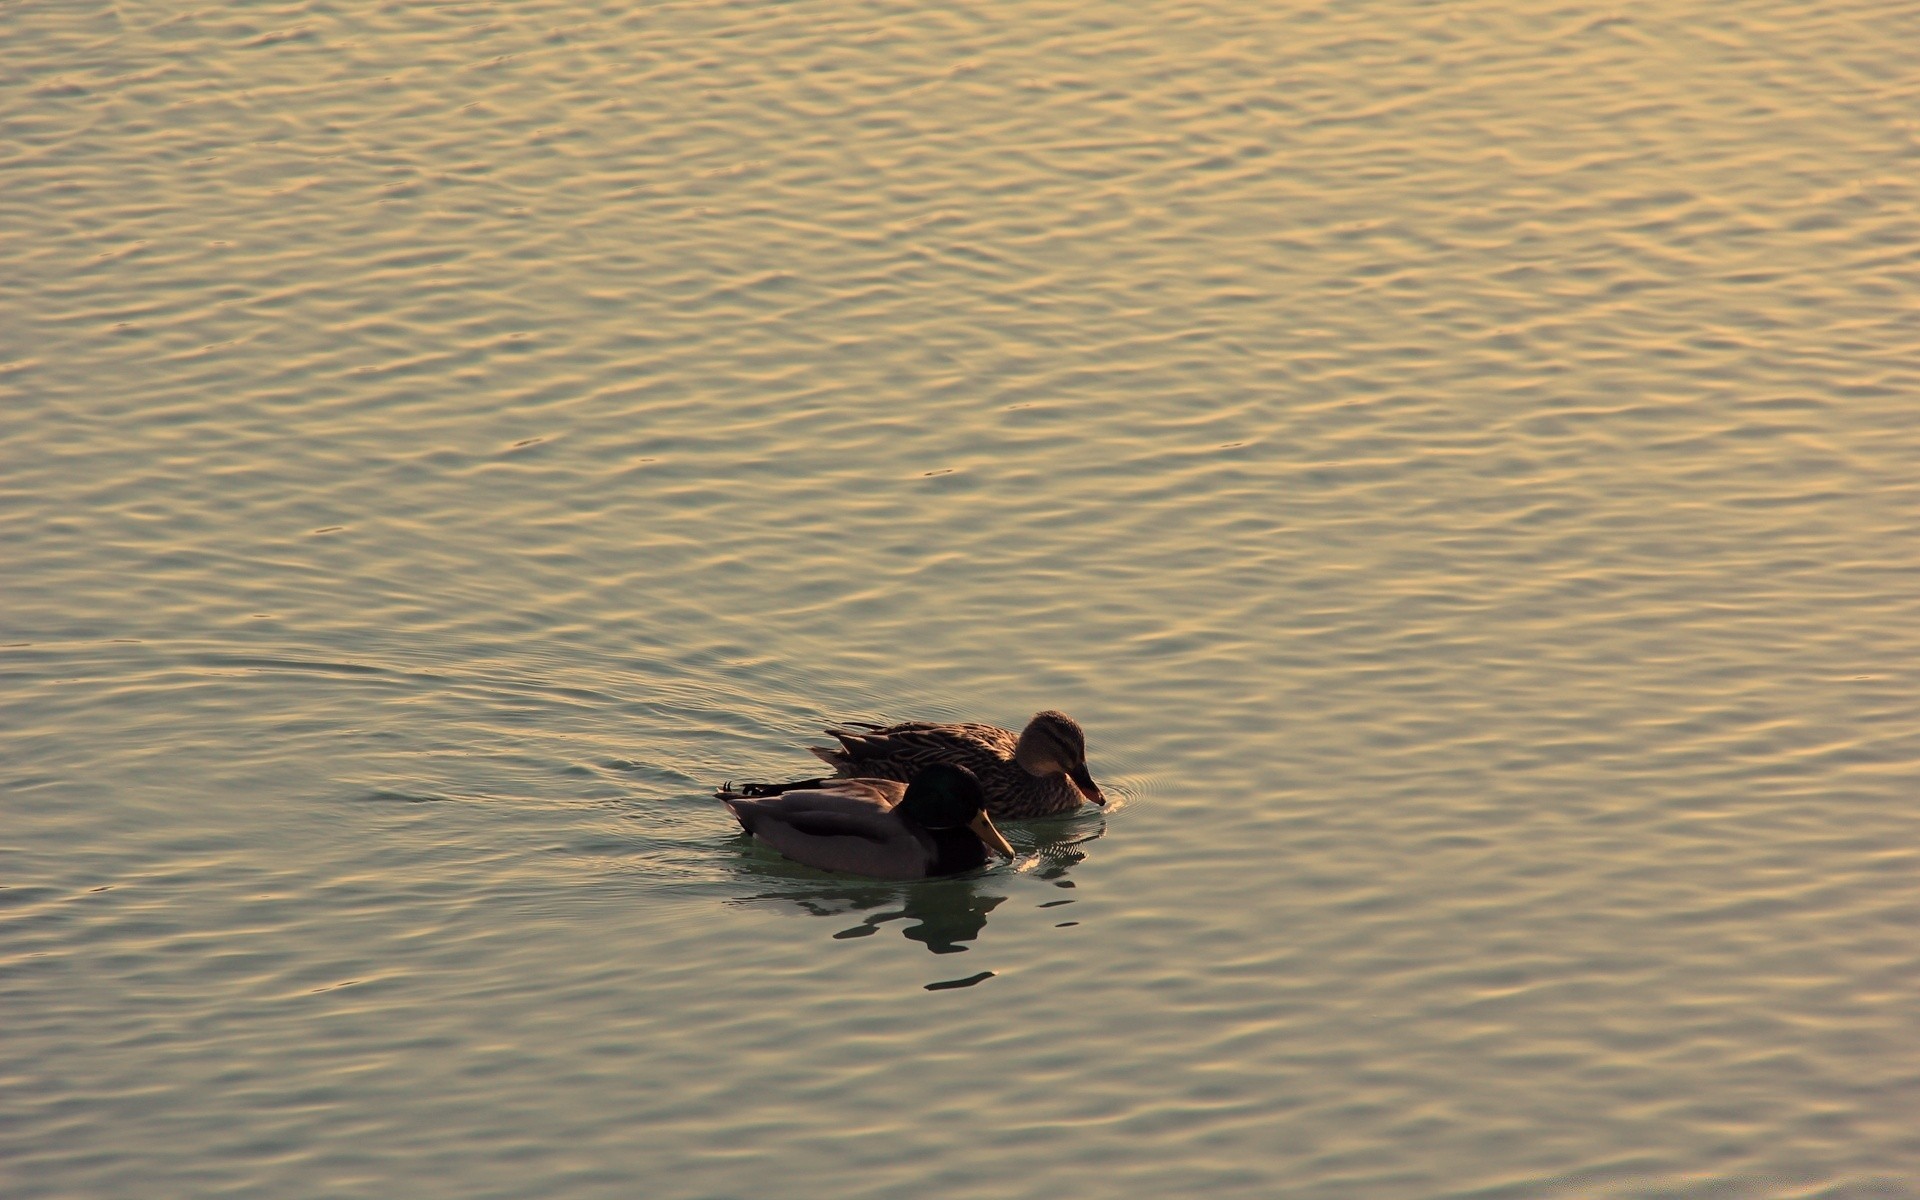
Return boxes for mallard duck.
[718,763,1015,880]
[799,710,1105,820]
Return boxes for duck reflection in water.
[724,815,1103,955]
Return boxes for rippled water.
[6,1,1919,1196]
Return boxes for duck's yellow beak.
[970,811,1015,859]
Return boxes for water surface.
[5,1,1919,1196]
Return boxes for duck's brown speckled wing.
[804,717,1088,819]
[811,720,1018,782]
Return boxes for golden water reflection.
[725,821,1102,957]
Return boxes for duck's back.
[809,719,1083,818]
[723,779,939,879]
[812,720,1017,782]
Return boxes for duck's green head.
[899,763,1015,859]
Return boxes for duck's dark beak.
[970,811,1016,859]
[1069,764,1106,806]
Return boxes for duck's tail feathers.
[721,776,831,799]
[821,722,889,746]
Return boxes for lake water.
[5,1,1919,1196]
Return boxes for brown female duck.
[795,710,1105,820]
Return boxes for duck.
[795,709,1106,820]
[717,762,1015,880]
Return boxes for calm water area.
[5,1,1919,1196]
